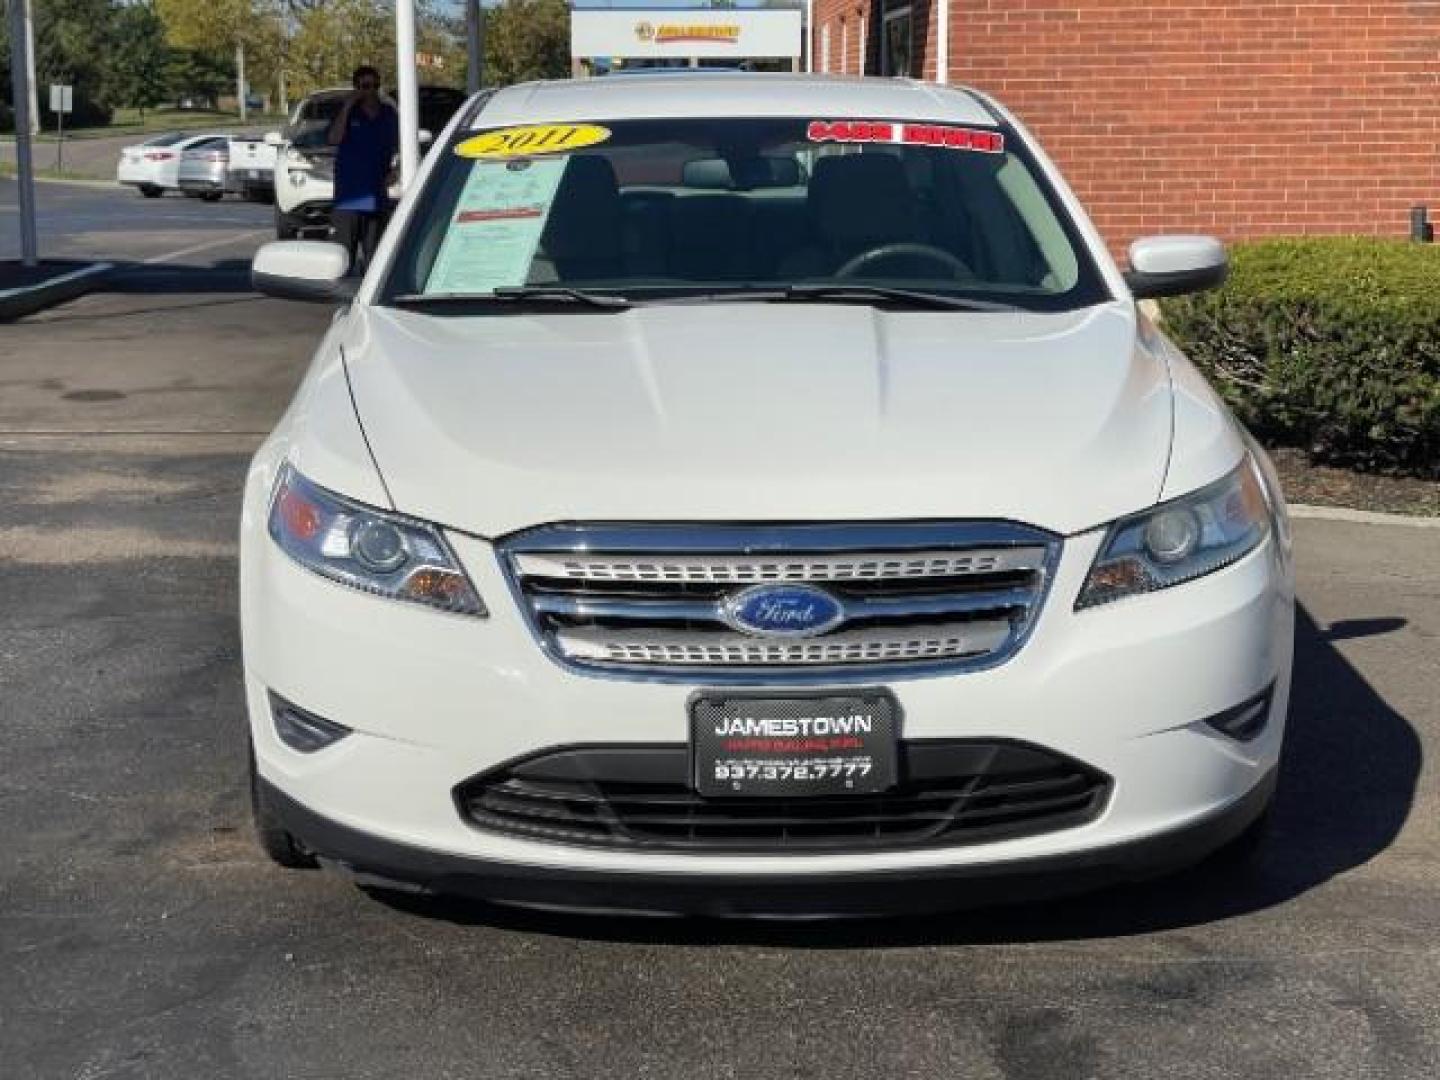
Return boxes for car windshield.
[381,115,1109,311]
[288,96,346,149]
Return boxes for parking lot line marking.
[141,230,265,266]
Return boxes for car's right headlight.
[1076,456,1272,610]
[267,463,486,617]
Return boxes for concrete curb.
[1289,503,1440,528]
[0,173,120,188]
[0,262,113,321]
[35,176,123,189]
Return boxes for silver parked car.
[177,137,230,201]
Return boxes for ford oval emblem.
[720,584,845,639]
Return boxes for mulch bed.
[1268,447,1439,517]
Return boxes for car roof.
[474,74,997,129]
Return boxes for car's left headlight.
[267,463,487,616]
[1076,456,1273,609]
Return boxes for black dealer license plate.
[691,692,899,798]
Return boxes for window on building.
[882,4,915,77]
[821,23,832,73]
[840,18,849,76]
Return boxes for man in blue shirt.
[327,66,400,271]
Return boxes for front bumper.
[241,468,1294,904]
[264,768,1275,916]
[231,168,274,191]
[277,199,333,227]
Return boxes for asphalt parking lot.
[3,181,1439,1079]
[1,177,272,272]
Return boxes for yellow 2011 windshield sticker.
[454,123,611,160]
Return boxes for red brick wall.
[809,1,1440,250]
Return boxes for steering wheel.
[835,243,972,280]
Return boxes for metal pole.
[7,0,40,265]
[936,0,949,84]
[466,0,485,94]
[23,0,39,136]
[56,96,64,174]
[395,0,420,187]
[805,0,814,72]
[236,41,248,122]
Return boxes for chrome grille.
[557,621,1012,666]
[499,523,1060,682]
[512,548,1043,584]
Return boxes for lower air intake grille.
[455,742,1110,853]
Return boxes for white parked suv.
[271,88,348,238]
[272,85,467,238]
[243,75,1294,916]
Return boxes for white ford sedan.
[243,74,1294,916]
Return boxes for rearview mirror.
[1125,235,1228,299]
[418,128,434,147]
[682,155,804,191]
[251,241,355,303]
[263,131,284,147]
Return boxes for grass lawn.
[0,163,110,181]
[17,107,286,142]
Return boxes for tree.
[110,3,172,120]
[165,48,233,107]
[156,0,282,114]
[484,0,569,86]
[286,0,396,94]
[31,0,118,126]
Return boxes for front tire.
[139,184,163,199]
[249,743,318,870]
[202,191,223,202]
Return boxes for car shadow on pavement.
[27,260,311,325]
[368,603,1421,945]
[101,259,264,295]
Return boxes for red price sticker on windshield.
[807,120,1004,154]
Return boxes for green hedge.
[1160,237,1440,476]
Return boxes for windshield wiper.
[391,287,631,310]
[643,285,1025,312]
[781,284,1025,313]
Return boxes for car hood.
[341,300,1171,538]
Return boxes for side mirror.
[263,131,284,147]
[252,241,355,303]
[1124,235,1228,299]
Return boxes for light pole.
[394,0,420,187]
[7,0,40,266]
[466,0,486,95]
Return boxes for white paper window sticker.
[423,156,570,295]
